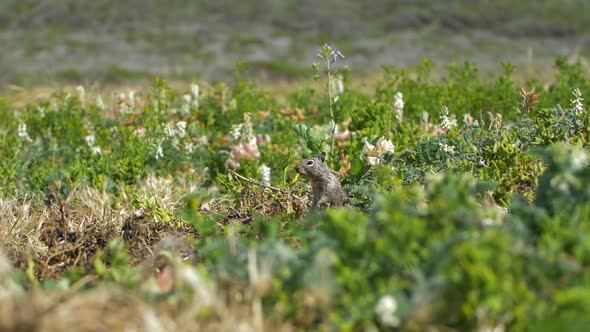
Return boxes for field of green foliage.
[2,47,590,331]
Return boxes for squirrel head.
[295,153,328,178]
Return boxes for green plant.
[312,42,350,155]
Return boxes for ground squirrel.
[295,154,350,209]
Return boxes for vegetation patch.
[1,49,590,330]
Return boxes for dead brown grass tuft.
[207,170,311,226]
[2,173,199,280]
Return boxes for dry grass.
[0,174,199,280]
[0,165,318,331]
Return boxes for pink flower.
[431,127,447,135]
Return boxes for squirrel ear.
[319,152,326,162]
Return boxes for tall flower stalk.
[313,43,349,154]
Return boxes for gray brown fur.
[295,154,350,209]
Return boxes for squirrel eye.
[306,160,314,165]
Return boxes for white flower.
[242,113,254,141]
[363,141,376,156]
[17,123,33,142]
[191,83,200,100]
[375,295,400,328]
[37,106,46,118]
[76,85,85,102]
[128,91,136,108]
[176,121,187,138]
[182,94,192,114]
[230,123,243,141]
[571,88,584,115]
[393,92,404,111]
[375,137,395,155]
[198,135,209,145]
[84,135,96,147]
[365,156,380,166]
[439,142,455,154]
[393,92,404,123]
[165,123,176,138]
[245,136,258,152]
[362,137,395,166]
[134,127,146,138]
[84,135,101,154]
[260,165,271,186]
[439,106,453,130]
[96,96,105,110]
[154,144,164,160]
[115,93,130,113]
[185,142,194,153]
[230,113,255,142]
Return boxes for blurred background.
[1,0,589,88]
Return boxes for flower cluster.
[226,113,264,169]
[76,85,85,103]
[318,42,345,64]
[154,144,164,160]
[362,137,395,166]
[191,83,200,109]
[487,112,503,130]
[230,113,254,142]
[152,121,192,159]
[375,295,400,328]
[96,96,105,111]
[439,142,455,155]
[312,42,349,154]
[259,165,271,186]
[439,106,457,130]
[163,121,189,149]
[392,92,404,123]
[571,88,585,115]
[463,113,479,126]
[225,139,261,169]
[84,134,102,154]
[114,91,137,113]
[17,123,33,143]
[181,83,201,114]
[36,105,46,118]
[165,121,187,140]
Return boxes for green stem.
[327,58,335,155]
